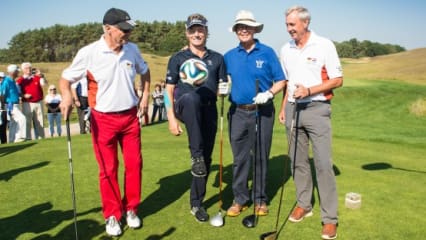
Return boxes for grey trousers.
[285,101,338,224]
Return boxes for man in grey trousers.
[278,5,343,240]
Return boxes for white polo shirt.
[280,31,343,103]
[62,36,149,112]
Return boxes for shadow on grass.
[0,202,102,239]
[362,162,426,173]
[205,155,293,210]
[0,141,37,157]
[145,227,176,240]
[0,161,50,182]
[139,168,192,219]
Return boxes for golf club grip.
[66,120,72,159]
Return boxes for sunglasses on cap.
[115,25,132,34]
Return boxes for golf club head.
[209,211,224,227]
[242,214,257,228]
[260,231,277,240]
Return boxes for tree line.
[0,21,405,63]
[0,21,187,63]
[335,38,405,58]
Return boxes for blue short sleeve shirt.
[224,39,285,105]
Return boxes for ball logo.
[179,58,208,86]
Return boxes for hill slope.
[342,48,426,85]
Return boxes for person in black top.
[44,84,62,137]
[164,13,228,222]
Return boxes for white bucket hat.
[232,10,263,33]
[7,64,20,73]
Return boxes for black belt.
[96,107,136,115]
[237,104,257,111]
[290,100,330,104]
[234,100,273,111]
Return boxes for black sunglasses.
[116,25,132,34]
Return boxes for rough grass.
[2,48,425,90]
[410,98,426,116]
[342,48,426,85]
[0,54,170,92]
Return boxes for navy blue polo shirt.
[166,48,227,102]
[224,39,285,105]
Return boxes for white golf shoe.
[126,210,141,228]
[105,216,122,236]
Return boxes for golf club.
[210,95,225,227]
[259,101,298,240]
[66,119,79,240]
[242,79,260,228]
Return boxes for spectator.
[0,65,27,143]
[44,84,62,137]
[16,62,47,140]
[150,83,164,123]
[160,80,167,121]
[71,78,90,134]
[0,72,7,143]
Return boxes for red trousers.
[90,107,142,220]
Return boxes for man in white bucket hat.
[224,10,286,218]
[231,10,264,33]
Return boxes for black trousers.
[77,96,89,134]
[0,110,7,144]
[174,91,218,207]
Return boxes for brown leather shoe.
[288,206,313,223]
[321,223,337,239]
[255,203,269,216]
[226,202,248,217]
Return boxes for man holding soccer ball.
[164,13,228,222]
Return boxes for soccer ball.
[179,58,208,86]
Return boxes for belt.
[96,107,136,115]
[290,100,330,104]
[236,104,257,111]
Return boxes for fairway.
[1,50,426,239]
[1,79,425,239]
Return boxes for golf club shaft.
[274,102,298,232]
[219,95,224,209]
[66,119,79,240]
[253,79,260,222]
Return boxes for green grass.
[1,79,426,240]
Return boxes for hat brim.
[116,20,137,31]
[232,21,263,33]
[186,23,208,29]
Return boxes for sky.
[1,0,425,55]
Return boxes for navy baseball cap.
[103,8,137,31]
[185,13,208,29]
